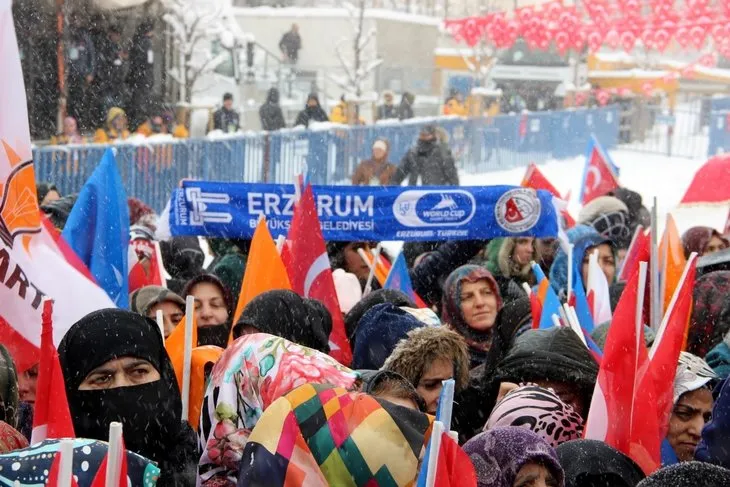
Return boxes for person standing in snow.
[352,139,397,186]
[212,93,240,133]
[376,91,398,121]
[65,17,96,131]
[398,92,415,120]
[127,20,157,130]
[259,88,286,131]
[279,23,301,65]
[95,23,129,114]
[390,125,459,186]
[294,94,328,128]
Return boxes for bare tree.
[162,0,250,103]
[331,0,383,99]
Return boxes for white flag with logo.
[0,0,114,372]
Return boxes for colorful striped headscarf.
[198,334,360,486]
[238,384,432,487]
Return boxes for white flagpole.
[57,439,74,487]
[567,244,574,302]
[155,309,165,344]
[181,296,194,421]
[650,198,660,329]
[105,422,123,487]
[363,244,382,296]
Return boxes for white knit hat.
[332,268,363,314]
[372,140,388,152]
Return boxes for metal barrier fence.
[708,98,730,157]
[33,106,619,212]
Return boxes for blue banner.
[165,182,559,241]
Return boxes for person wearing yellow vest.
[93,106,131,143]
[443,90,468,116]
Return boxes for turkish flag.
[581,138,620,204]
[521,163,576,227]
[284,185,352,366]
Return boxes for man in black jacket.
[259,88,286,131]
[212,93,240,133]
[391,125,459,186]
[66,18,96,130]
[294,94,328,128]
[376,92,397,121]
[279,24,302,64]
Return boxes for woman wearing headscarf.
[237,384,432,487]
[484,385,584,448]
[0,346,27,453]
[697,377,730,469]
[482,237,538,293]
[382,326,470,415]
[492,327,599,419]
[351,303,426,370]
[688,271,730,357]
[463,427,565,487]
[183,274,234,348]
[344,289,415,345]
[664,352,718,464]
[549,225,616,297]
[637,462,730,487]
[556,439,646,487]
[58,309,199,487]
[0,346,19,431]
[198,333,360,486]
[681,226,728,259]
[442,264,503,368]
[232,290,332,353]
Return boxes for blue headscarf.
[549,225,613,297]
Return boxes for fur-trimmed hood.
[383,326,470,393]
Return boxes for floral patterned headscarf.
[441,264,503,344]
[197,333,360,487]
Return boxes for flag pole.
[650,198,660,329]
[181,296,194,421]
[105,422,123,487]
[521,282,532,296]
[633,262,648,432]
[155,310,165,344]
[649,252,697,359]
[58,439,74,487]
[567,244,574,302]
[360,244,381,296]
[424,421,444,487]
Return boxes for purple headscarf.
[484,385,584,448]
[463,427,565,487]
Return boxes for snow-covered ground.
[460,148,727,234]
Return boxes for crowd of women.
[3,186,730,486]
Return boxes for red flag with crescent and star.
[580,137,620,205]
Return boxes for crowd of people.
[3,179,730,487]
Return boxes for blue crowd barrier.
[708,110,730,157]
[32,106,619,212]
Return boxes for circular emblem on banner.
[495,188,541,233]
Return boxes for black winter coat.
[451,296,534,442]
[391,140,459,186]
[259,94,286,131]
[213,108,241,133]
[294,106,328,128]
[492,327,599,410]
[377,104,398,120]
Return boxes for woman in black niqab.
[58,308,199,487]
